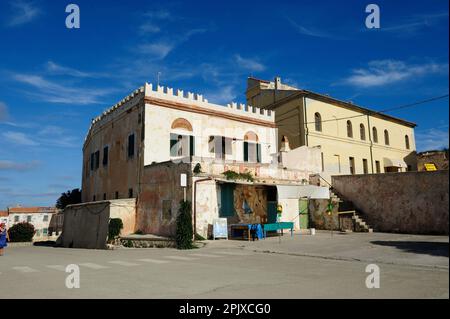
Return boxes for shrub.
[222,170,254,182]
[108,218,123,242]
[8,222,35,242]
[176,200,194,249]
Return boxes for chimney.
[274,76,281,90]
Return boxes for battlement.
[144,83,275,122]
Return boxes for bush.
[108,218,123,242]
[8,222,35,242]
[176,200,194,249]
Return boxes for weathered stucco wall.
[332,170,449,234]
[138,162,192,237]
[59,199,137,249]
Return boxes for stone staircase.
[330,190,373,233]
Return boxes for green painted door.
[299,199,309,229]
[267,201,277,224]
[219,183,235,217]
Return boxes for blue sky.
[0,0,448,208]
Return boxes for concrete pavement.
[0,232,448,299]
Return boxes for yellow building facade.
[246,77,417,182]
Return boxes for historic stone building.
[81,83,326,238]
[246,77,418,182]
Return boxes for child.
[0,223,9,256]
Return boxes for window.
[90,153,95,171]
[363,159,368,174]
[93,195,96,201]
[405,135,410,150]
[384,130,390,145]
[170,133,195,157]
[375,160,381,173]
[43,228,48,236]
[372,127,378,143]
[43,215,48,222]
[347,121,353,138]
[115,192,119,199]
[162,200,172,221]
[27,215,32,223]
[103,146,109,166]
[314,112,322,132]
[243,131,261,163]
[128,188,133,198]
[94,151,100,169]
[103,193,106,200]
[128,134,135,158]
[209,136,232,160]
[14,215,19,222]
[349,157,355,175]
[360,124,366,140]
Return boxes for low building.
[7,206,57,241]
[416,150,449,171]
[79,83,327,240]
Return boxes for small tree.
[108,218,123,242]
[56,188,82,209]
[176,200,194,249]
[8,222,35,242]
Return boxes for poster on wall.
[213,218,228,240]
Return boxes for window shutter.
[243,142,249,162]
[189,135,195,156]
[170,134,177,156]
[256,143,262,163]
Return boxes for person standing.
[0,222,9,256]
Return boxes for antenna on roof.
[157,72,161,86]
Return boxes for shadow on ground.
[33,241,56,247]
[371,241,449,257]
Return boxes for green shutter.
[256,143,261,163]
[190,135,195,156]
[243,142,249,162]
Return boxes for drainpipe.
[367,114,374,173]
[193,177,212,238]
[303,96,309,146]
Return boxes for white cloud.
[415,127,449,152]
[143,10,172,20]
[381,12,448,34]
[139,23,161,34]
[0,160,40,171]
[0,102,9,122]
[2,131,39,146]
[287,17,334,39]
[45,61,100,78]
[138,42,175,60]
[7,0,41,27]
[343,60,448,88]
[234,55,266,72]
[204,85,237,105]
[12,73,114,104]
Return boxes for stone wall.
[332,170,449,234]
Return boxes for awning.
[276,185,330,200]
[383,157,408,168]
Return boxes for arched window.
[405,135,410,150]
[360,124,366,140]
[314,112,322,132]
[347,120,353,138]
[384,129,390,146]
[170,118,194,157]
[244,131,261,163]
[372,127,378,143]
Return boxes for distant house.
[416,150,449,171]
[7,206,57,241]
[0,211,8,226]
